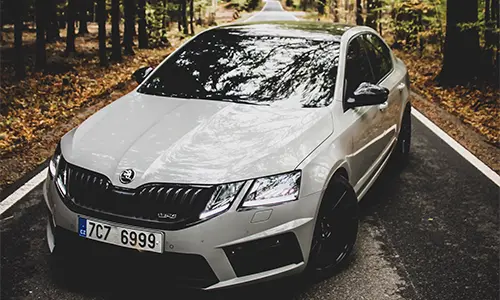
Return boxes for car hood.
[61,92,332,188]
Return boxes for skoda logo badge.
[119,169,135,184]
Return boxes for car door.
[342,35,387,191]
[361,33,401,156]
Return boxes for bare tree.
[123,0,136,55]
[189,0,194,35]
[78,0,89,35]
[182,0,188,34]
[438,0,480,85]
[14,0,25,79]
[365,0,379,30]
[46,0,61,42]
[66,0,77,53]
[484,0,499,81]
[138,0,148,48]
[356,0,363,25]
[111,0,122,61]
[35,0,47,70]
[97,0,108,66]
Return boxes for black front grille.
[60,162,216,230]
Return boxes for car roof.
[213,21,356,41]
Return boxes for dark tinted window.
[344,37,374,100]
[362,34,393,82]
[138,27,341,107]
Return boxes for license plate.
[78,216,163,253]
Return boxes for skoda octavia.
[44,21,411,289]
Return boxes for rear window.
[138,28,341,107]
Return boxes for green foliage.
[457,6,499,52]
[316,0,326,15]
[387,0,444,54]
[245,0,261,11]
[145,2,173,47]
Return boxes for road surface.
[1,2,499,300]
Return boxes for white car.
[44,21,411,289]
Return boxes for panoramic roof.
[216,21,355,41]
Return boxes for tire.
[394,104,412,163]
[307,175,359,279]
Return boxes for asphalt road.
[1,3,499,300]
[246,0,299,21]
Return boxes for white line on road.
[411,108,500,186]
[0,167,47,215]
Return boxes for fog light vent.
[223,232,303,277]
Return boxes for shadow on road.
[49,256,315,299]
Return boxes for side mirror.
[132,66,154,84]
[346,82,389,109]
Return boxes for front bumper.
[43,175,321,290]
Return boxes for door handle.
[379,101,389,111]
[397,82,406,91]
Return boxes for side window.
[344,37,375,101]
[362,34,393,82]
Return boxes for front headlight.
[200,181,244,219]
[241,171,301,208]
[49,144,61,178]
[55,162,68,197]
[49,143,68,197]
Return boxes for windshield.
[138,27,341,107]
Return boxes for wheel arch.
[313,163,356,219]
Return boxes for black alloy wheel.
[307,175,359,278]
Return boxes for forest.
[0,0,498,190]
[294,0,499,86]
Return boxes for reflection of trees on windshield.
[138,25,341,108]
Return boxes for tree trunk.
[90,1,96,22]
[123,0,135,55]
[365,0,378,30]
[35,0,47,70]
[162,0,168,28]
[66,0,77,53]
[14,0,25,79]
[182,0,188,35]
[78,0,89,35]
[438,0,480,85]
[355,0,363,25]
[331,0,339,22]
[97,0,108,66]
[138,0,148,48]
[111,0,122,61]
[178,13,182,32]
[483,0,497,81]
[189,0,194,35]
[493,0,499,81]
[46,0,61,42]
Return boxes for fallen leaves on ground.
[0,32,187,159]
[394,49,499,147]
